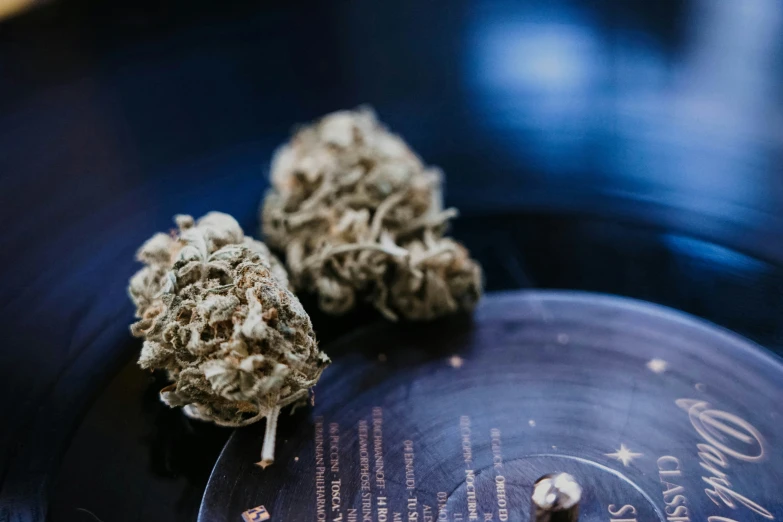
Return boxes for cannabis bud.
[128,212,330,467]
[262,107,483,320]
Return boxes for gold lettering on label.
[662,483,685,500]
[676,400,764,462]
[676,399,773,520]
[407,497,418,522]
[378,496,388,522]
[330,423,340,473]
[373,408,386,490]
[490,429,503,470]
[331,479,342,517]
[361,492,372,522]
[404,440,416,491]
[403,439,419,521]
[460,417,478,521]
[703,476,773,520]
[347,508,357,522]
[657,455,680,472]
[315,418,327,522]
[358,420,372,522]
[373,407,387,521]
[423,504,433,522]
[329,422,342,519]
[460,416,473,464]
[657,455,691,522]
[490,429,508,521]
[465,469,478,521]
[666,506,689,521]
[437,492,448,522]
[697,443,728,478]
[608,503,638,521]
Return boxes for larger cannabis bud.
[129,212,329,467]
[262,108,483,320]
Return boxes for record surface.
[199,291,783,522]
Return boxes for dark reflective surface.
[1,0,782,521]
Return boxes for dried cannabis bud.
[129,211,330,467]
[262,108,483,320]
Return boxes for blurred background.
[1,0,782,520]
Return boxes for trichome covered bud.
[262,107,483,321]
[128,211,329,467]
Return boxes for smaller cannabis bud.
[262,107,483,320]
[129,212,329,467]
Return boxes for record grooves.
[199,291,783,522]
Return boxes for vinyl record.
[199,290,783,522]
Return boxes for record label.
[200,291,783,522]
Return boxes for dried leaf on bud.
[262,107,483,320]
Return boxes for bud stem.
[257,405,281,469]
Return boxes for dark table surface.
[1,1,783,521]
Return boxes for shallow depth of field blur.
[2,1,783,521]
